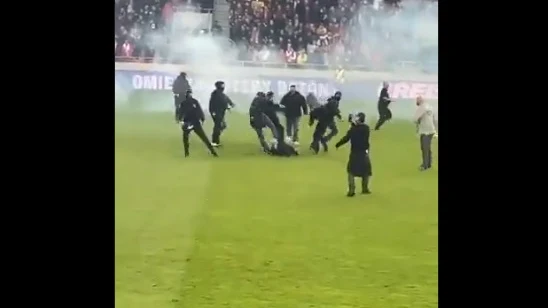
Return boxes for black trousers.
[374,106,392,130]
[182,122,217,156]
[211,112,226,144]
[309,123,328,153]
[420,133,434,168]
[285,116,301,142]
[266,112,284,140]
[324,120,339,142]
[251,114,278,152]
[173,94,182,121]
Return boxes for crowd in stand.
[115,0,437,71]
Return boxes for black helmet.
[356,112,366,124]
[334,91,342,100]
[257,91,265,97]
[266,91,274,98]
[180,72,187,78]
[186,89,192,96]
[215,81,225,89]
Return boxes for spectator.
[285,43,297,63]
[115,0,438,71]
[297,49,308,65]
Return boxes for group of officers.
[173,72,436,197]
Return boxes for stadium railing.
[114,56,438,73]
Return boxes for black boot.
[361,176,371,194]
[320,137,328,152]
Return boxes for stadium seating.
[115,0,437,71]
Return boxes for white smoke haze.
[140,4,265,110]
[115,1,438,112]
[351,0,438,71]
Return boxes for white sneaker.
[293,141,300,146]
[212,143,220,147]
[285,137,292,143]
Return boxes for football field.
[115,105,438,308]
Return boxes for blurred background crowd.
[115,0,438,72]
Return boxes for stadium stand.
[114,0,437,72]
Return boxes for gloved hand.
[181,122,194,132]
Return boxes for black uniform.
[374,86,392,130]
[176,91,218,157]
[324,93,342,143]
[172,72,191,121]
[269,140,299,157]
[265,91,285,139]
[308,106,331,154]
[280,89,307,142]
[209,81,235,145]
[249,93,279,153]
[335,113,372,197]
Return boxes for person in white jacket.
[414,96,437,171]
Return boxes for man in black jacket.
[335,112,372,197]
[209,81,235,147]
[374,81,393,130]
[308,105,331,154]
[265,91,285,139]
[249,92,279,153]
[307,93,342,153]
[176,89,218,157]
[324,91,343,143]
[280,85,307,145]
[172,72,191,121]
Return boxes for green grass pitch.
[115,103,438,308]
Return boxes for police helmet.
[186,89,192,96]
[334,91,342,99]
[180,72,187,78]
[257,91,265,97]
[266,91,274,98]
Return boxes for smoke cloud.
[349,0,438,72]
[142,4,259,110]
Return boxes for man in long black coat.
[335,112,372,197]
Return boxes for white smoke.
[352,0,438,71]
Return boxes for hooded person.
[209,81,235,147]
[176,89,218,157]
[305,92,322,110]
[249,92,280,154]
[172,72,191,121]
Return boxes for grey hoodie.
[306,93,322,110]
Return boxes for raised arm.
[299,94,308,115]
[335,128,352,148]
